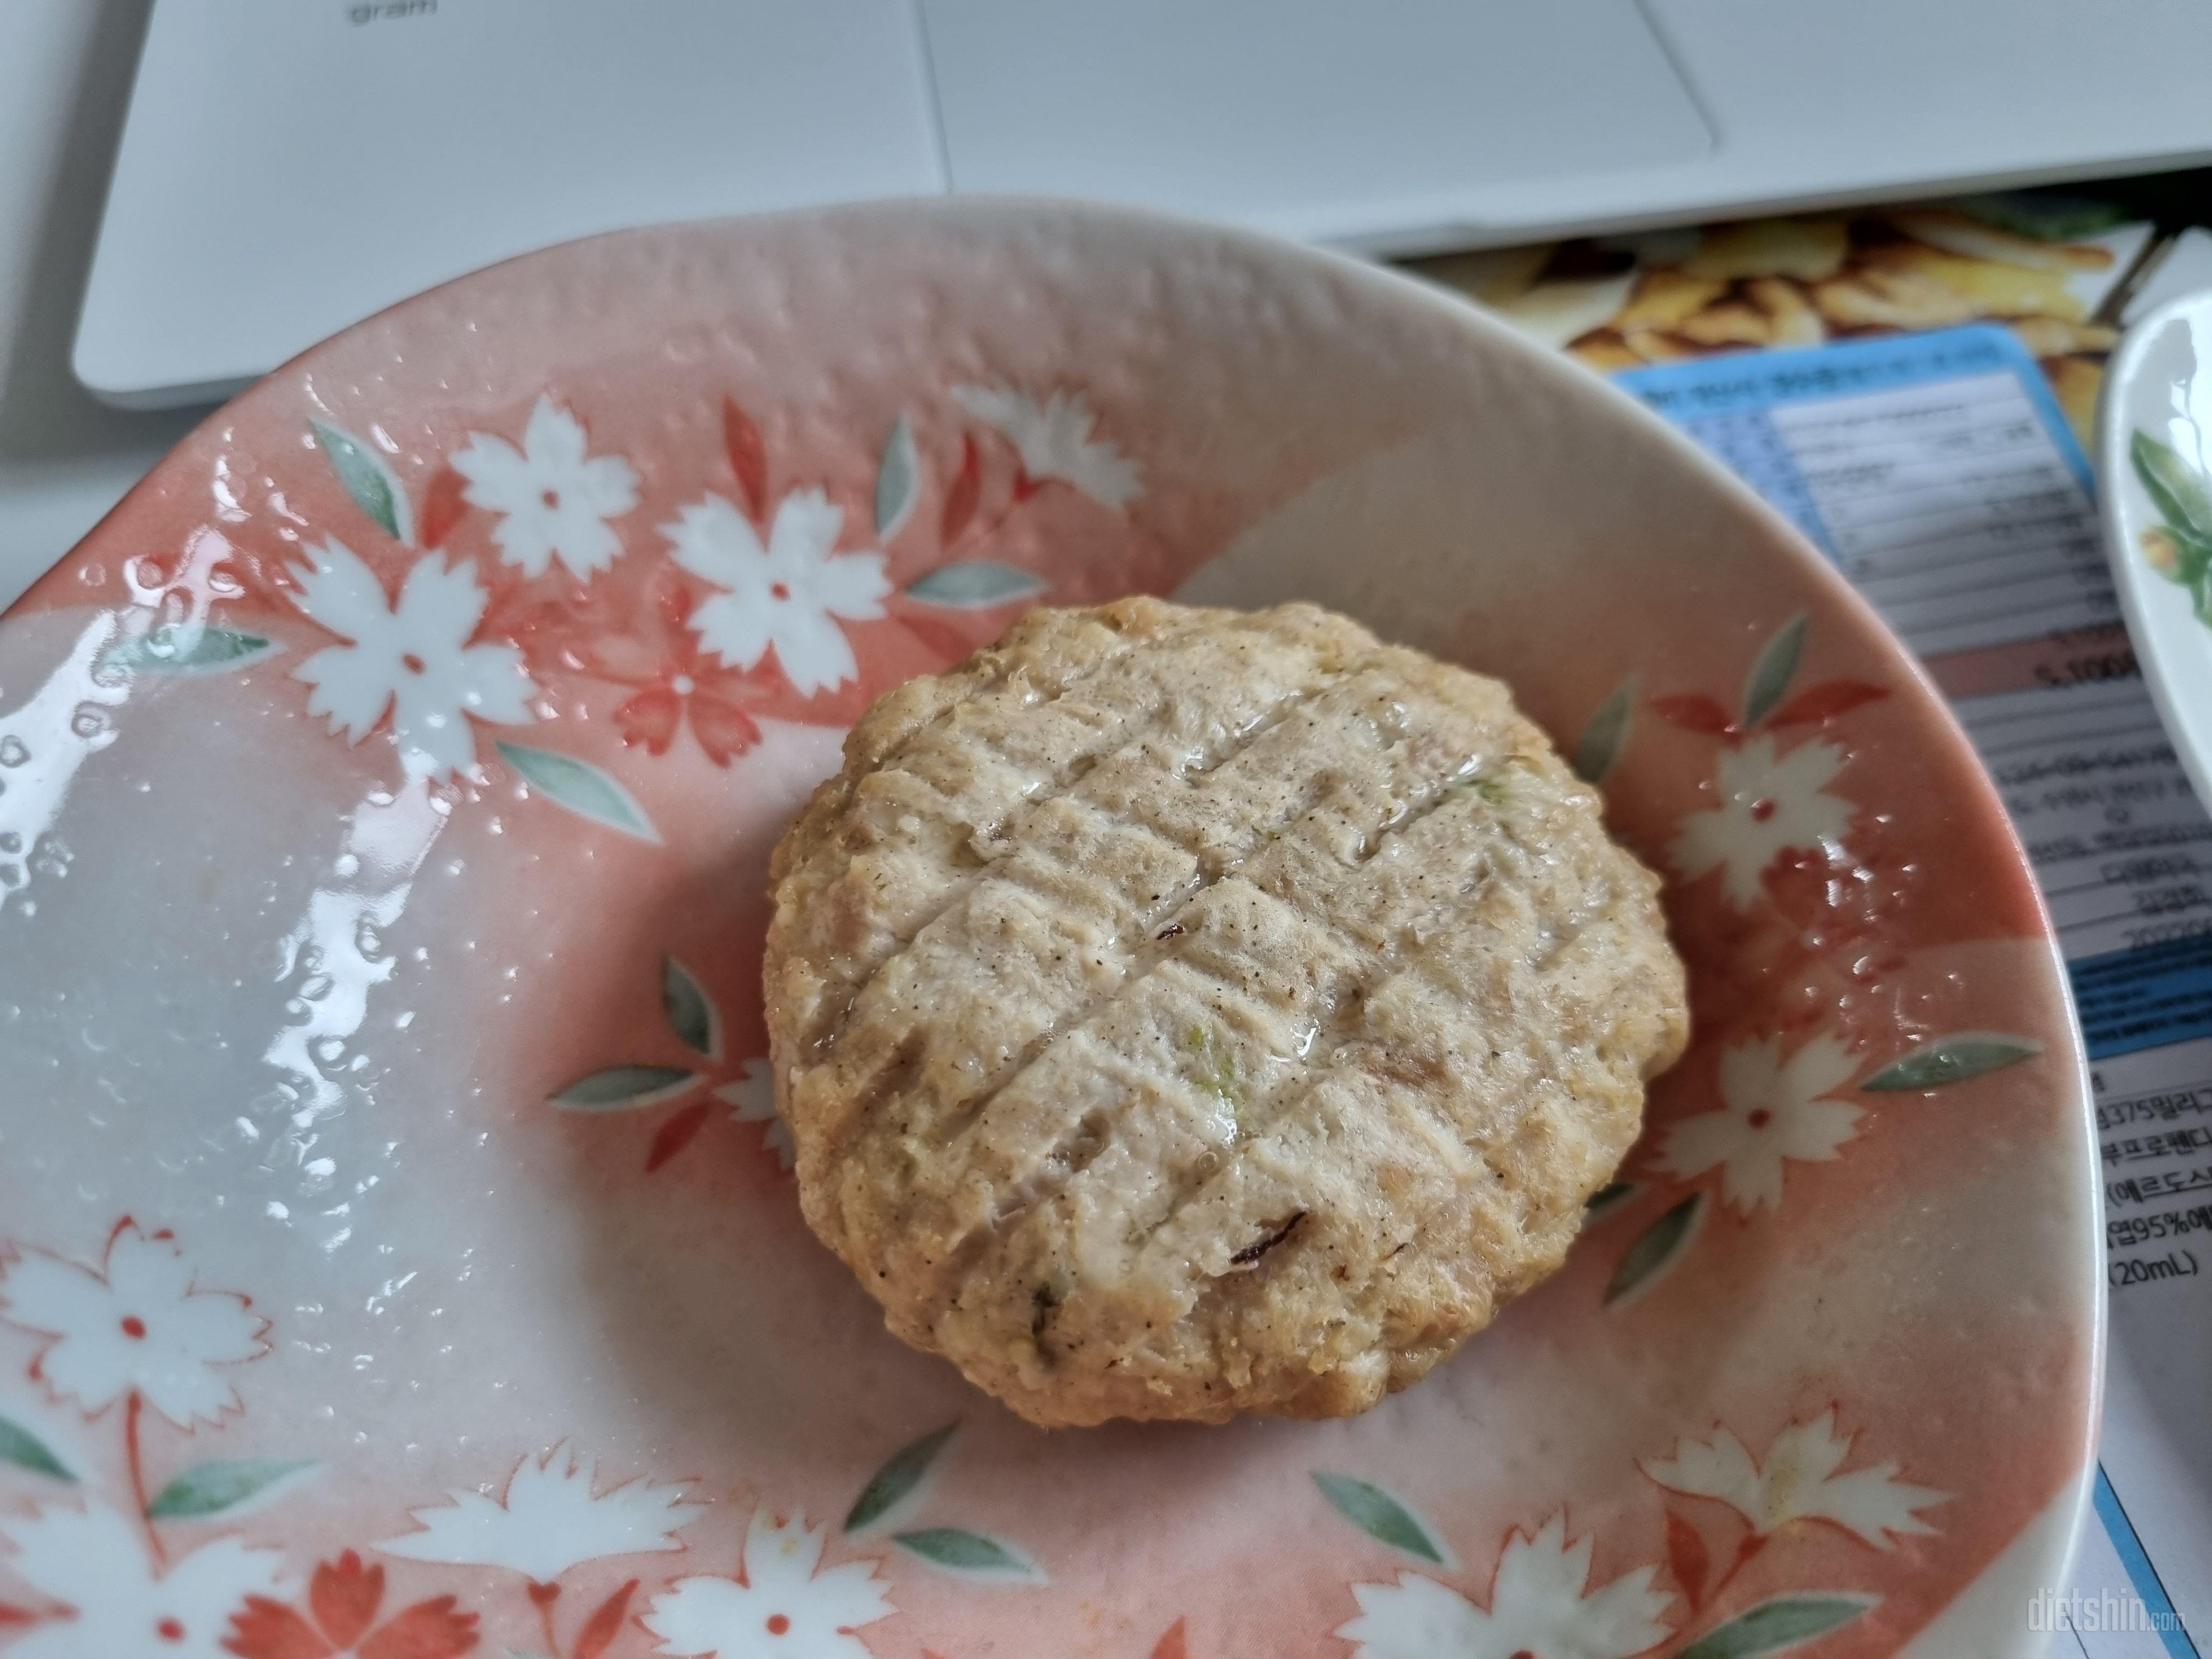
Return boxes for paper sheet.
[1620,325,2207,1658]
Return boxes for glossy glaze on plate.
[0,202,2096,1658]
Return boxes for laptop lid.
[75,0,2212,409]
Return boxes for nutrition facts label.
[2083,1037,2212,1655]
[1626,324,2211,1657]
[1770,370,2118,656]
[1963,676,2210,961]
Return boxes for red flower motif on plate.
[225,1550,478,1659]
[585,576,765,766]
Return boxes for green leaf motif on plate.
[2159,528,2212,620]
[1860,1032,2040,1093]
[2132,433,2212,622]
[550,1065,698,1111]
[145,1458,313,1519]
[1584,1180,1635,1218]
[496,741,661,844]
[1605,1192,1704,1306]
[845,1421,957,1534]
[105,625,278,676]
[1677,1593,1875,1659]
[311,420,412,544]
[876,415,921,540]
[0,1415,71,1482]
[905,561,1048,609]
[893,1527,1044,1582]
[1572,675,1636,785]
[1312,1472,1448,1565]
[661,956,721,1060]
[1741,612,1807,730]
[2133,430,2212,544]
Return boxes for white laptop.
[75,0,2212,409]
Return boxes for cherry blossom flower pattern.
[225,1549,477,1659]
[1669,733,1853,910]
[450,396,640,579]
[289,539,538,779]
[642,1508,893,1659]
[376,1441,704,1583]
[662,489,889,696]
[1652,1032,1863,1214]
[1335,1513,1671,1659]
[951,385,1142,509]
[586,578,763,765]
[0,1503,284,1659]
[0,1221,266,1429]
[716,1056,793,1169]
[1641,1411,1947,1548]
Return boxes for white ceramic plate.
[2101,290,2212,815]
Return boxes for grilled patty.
[765,597,1688,1426]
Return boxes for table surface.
[0,0,205,613]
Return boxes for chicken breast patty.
[765,597,1687,1426]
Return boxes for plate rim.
[4,193,2107,1648]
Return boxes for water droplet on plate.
[0,737,27,766]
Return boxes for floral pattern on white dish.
[1652,1031,1865,1214]
[223,1548,481,1659]
[951,383,1143,509]
[0,1502,286,1659]
[451,396,640,580]
[662,488,890,696]
[1642,1410,1949,1548]
[0,1221,267,1430]
[644,1508,895,1659]
[585,574,769,766]
[1669,732,1854,910]
[376,1440,706,1582]
[718,1056,793,1169]
[288,539,538,778]
[1335,1513,1672,1659]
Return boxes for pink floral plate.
[0,201,2099,1659]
